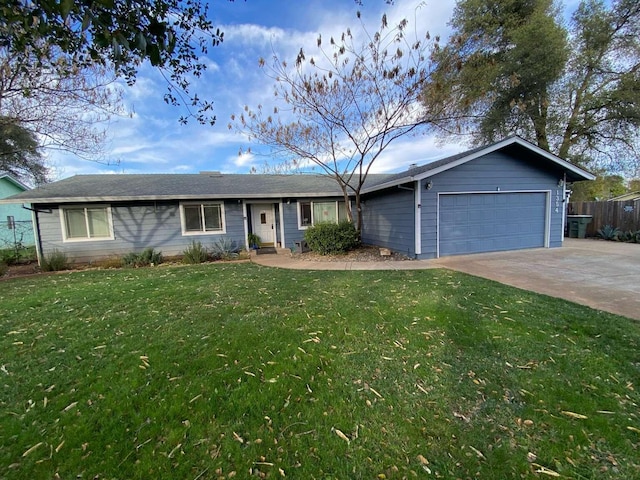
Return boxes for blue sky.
[49,0,586,180]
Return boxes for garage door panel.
[439,192,547,256]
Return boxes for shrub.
[210,238,240,260]
[247,233,261,249]
[304,221,359,255]
[0,244,38,265]
[0,261,7,276]
[0,249,16,266]
[597,225,621,241]
[182,241,210,264]
[619,230,640,243]
[41,249,69,272]
[122,248,163,267]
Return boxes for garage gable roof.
[363,136,595,193]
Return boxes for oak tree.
[1,0,227,125]
[423,0,640,172]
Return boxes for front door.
[251,204,275,246]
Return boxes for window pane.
[87,208,110,237]
[203,205,222,231]
[300,202,312,227]
[338,202,349,222]
[313,202,337,224]
[184,206,203,231]
[65,209,88,238]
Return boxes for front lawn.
[1,264,639,479]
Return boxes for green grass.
[1,263,639,479]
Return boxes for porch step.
[256,247,278,255]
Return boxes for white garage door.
[438,192,548,257]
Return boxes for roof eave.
[363,137,595,193]
[0,191,348,204]
[362,176,415,194]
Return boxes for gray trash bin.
[566,215,592,238]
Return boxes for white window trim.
[297,200,312,230]
[179,201,227,236]
[297,200,349,230]
[60,205,115,243]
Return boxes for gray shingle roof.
[370,144,489,186]
[1,172,394,204]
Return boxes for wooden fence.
[569,200,640,237]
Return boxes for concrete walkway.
[252,239,640,320]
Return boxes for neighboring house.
[608,191,640,203]
[0,172,35,249]
[0,136,594,264]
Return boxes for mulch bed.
[294,245,412,262]
[1,262,43,280]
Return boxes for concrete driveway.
[432,238,639,320]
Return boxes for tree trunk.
[354,190,363,240]
[529,96,550,152]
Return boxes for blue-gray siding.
[281,202,304,249]
[36,201,246,263]
[361,187,415,257]
[418,151,565,258]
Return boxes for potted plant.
[248,233,261,250]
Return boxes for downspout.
[414,180,422,258]
[242,201,249,250]
[30,207,44,266]
[279,200,286,250]
[562,172,568,243]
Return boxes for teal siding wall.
[36,200,246,263]
[0,177,35,247]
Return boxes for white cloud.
[233,150,256,167]
[370,132,466,173]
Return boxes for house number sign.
[555,189,562,213]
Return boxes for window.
[300,202,312,227]
[298,201,349,229]
[180,202,226,235]
[61,206,113,241]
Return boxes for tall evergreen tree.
[424,0,640,172]
[0,117,47,184]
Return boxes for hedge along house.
[0,136,593,264]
